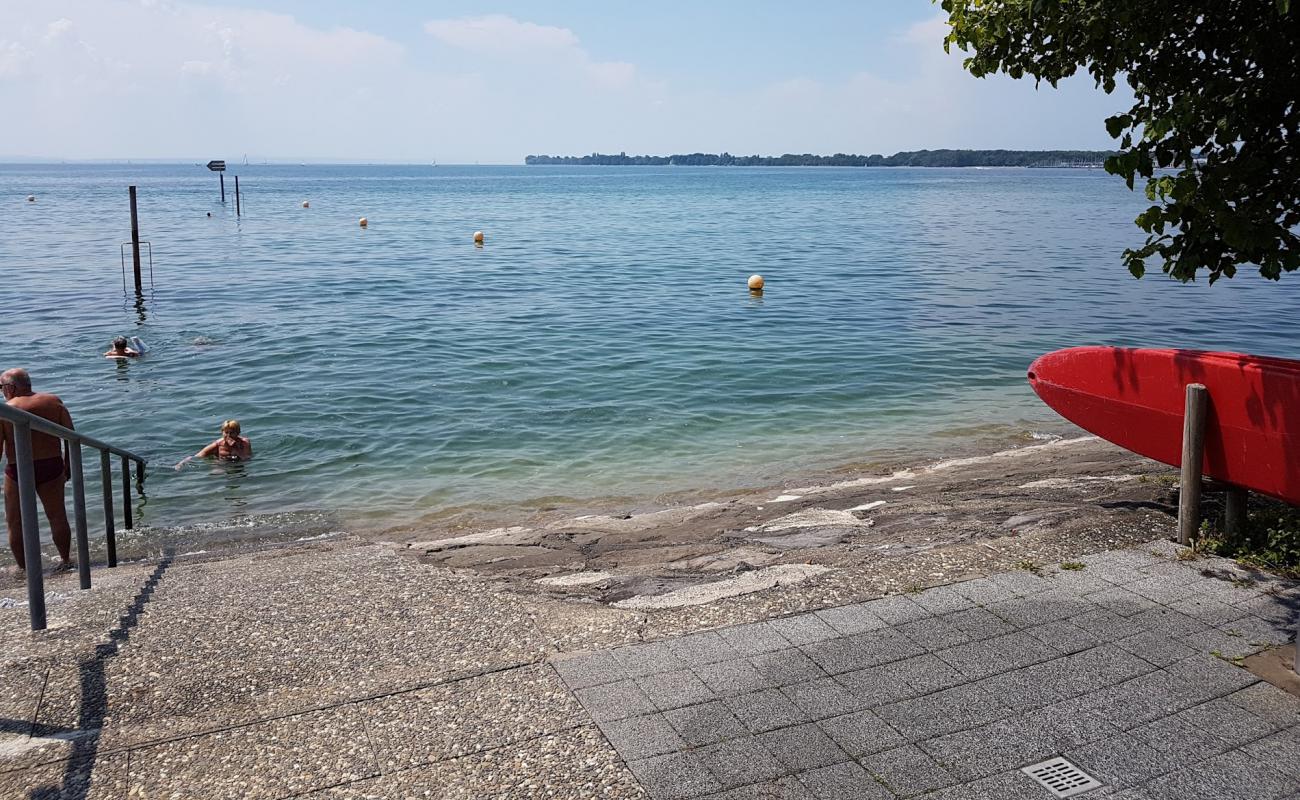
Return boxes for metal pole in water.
[121,454,133,530]
[220,172,225,203]
[235,175,241,217]
[68,443,91,590]
[100,449,117,568]
[1177,384,1208,545]
[13,422,47,630]
[128,186,143,294]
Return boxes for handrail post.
[121,454,133,530]
[13,422,47,630]
[100,450,117,567]
[1177,384,1208,545]
[68,443,90,590]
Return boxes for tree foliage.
[941,0,1300,283]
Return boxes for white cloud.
[424,14,579,55]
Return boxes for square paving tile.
[935,632,1057,680]
[1067,733,1183,786]
[757,723,848,771]
[818,709,906,757]
[1081,587,1161,619]
[796,761,895,799]
[1114,629,1199,668]
[939,607,1017,640]
[1177,698,1277,747]
[950,577,1019,606]
[701,776,814,800]
[895,616,970,651]
[803,629,924,675]
[574,679,658,722]
[694,659,776,697]
[876,684,1011,741]
[1224,683,1300,729]
[628,751,723,800]
[724,689,810,734]
[638,669,716,711]
[861,743,956,797]
[920,717,1057,782]
[862,596,933,626]
[910,585,976,615]
[781,677,870,720]
[815,604,889,636]
[1022,619,1104,655]
[750,649,827,685]
[614,642,689,678]
[669,632,744,666]
[698,736,786,789]
[1240,726,1300,779]
[768,614,841,647]
[600,713,687,761]
[1139,746,1296,800]
[664,700,750,747]
[717,623,792,657]
[551,650,627,690]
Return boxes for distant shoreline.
[525,149,1116,168]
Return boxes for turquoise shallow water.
[2,164,1298,535]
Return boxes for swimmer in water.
[104,336,141,359]
[175,419,252,470]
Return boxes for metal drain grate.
[1021,757,1103,798]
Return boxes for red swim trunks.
[3,456,66,486]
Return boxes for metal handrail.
[0,402,147,631]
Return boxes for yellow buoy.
[473,230,485,243]
[748,274,765,291]
[302,200,310,208]
[26,195,35,202]
[359,217,368,228]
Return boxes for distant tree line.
[523,149,1117,167]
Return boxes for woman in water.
[175,419,252,469]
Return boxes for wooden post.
[235,175,241,217]
[220,172,225,203]
[1178,384,1209,545]
[1224,486,1248,542]
[128,186,143,294]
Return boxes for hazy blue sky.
[0,1,1133,162]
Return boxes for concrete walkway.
[2,538,1298,799]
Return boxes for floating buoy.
[302,201,310,208]
[748,274,765,291]
[473,230,485,243]
[26,195,35,202]
[206,212,212,217]
[359,217,368,228]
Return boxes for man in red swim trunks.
[1,369,72,572]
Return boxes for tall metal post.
[128,186,143,294]
[13,422,47,630]
[1177,384,1208,545]
[121,454,133,530]
[68,443,90,590]
[235,176,241,217]
[219,172,226,203]
[100,450,117,567]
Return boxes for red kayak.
[1028,346,1300,505]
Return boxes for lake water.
[3,164,1298,539]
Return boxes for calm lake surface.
[2,164,1298,538]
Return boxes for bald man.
[0,369,72,571]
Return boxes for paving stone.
[1138,560,1209,581]
[1181,627,1272,660]
[717,623,793,657]
[757,723,849,771]
[724,689,810,734]
[986,590,1090,628]
[1219,614,1295,648]
[939,606,1017,640]
[950,577,1019,606]
[599,713,687,761]
[988,570,1056,597]
[935,631,1058,680]
[1017,696,1122,750]
[1224,683,1300,728]
[1023,619,1104,655]
[551,650,627,690]
[1083,586,1162,618]
[861,596,933,626]
[1178,698,1278,747]
[750,649,827,685]
[1140,747,1297,800]
[1051,645,1154,697]
[815,604,889,635]
[919,769,1046,800]
[1071,608,1151,641]
[0,752,127,800]
[614,642,689,678]
[768,614,841,647]
[978,661,1070,713]
[860,744,956,797]
[1068,733,1183,786]
[669,632,744,666]
[895,616,970,651]
[1113,629,1199,668]
[664,700,749,746]
[1169,595,1252,627]
[876,684,1010,741]
[694,659,776,697]
[1046,569,1114,597]
[920,717,1057,781]
[781,677,870,720]
[698,736,786,789]
[1130,712,1236,765]
[638,669,717,711]
[910,584,976,615]
[575,679,658,722]
[818,709,906,757]
[802,629,924,675]
[838,653,965,706]
[700,776,814,800]
[1082,671,1205,732]
[1131,607,1210,639]
[1162,653,1259,700]
[1240,726,1300,780]
[796,761,895,799]
[128,705,378,800]
[628,751,722,800]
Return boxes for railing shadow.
[25,551,173,800]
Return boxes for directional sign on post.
[207,160,226,172]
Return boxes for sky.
[0,0,1134,163]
